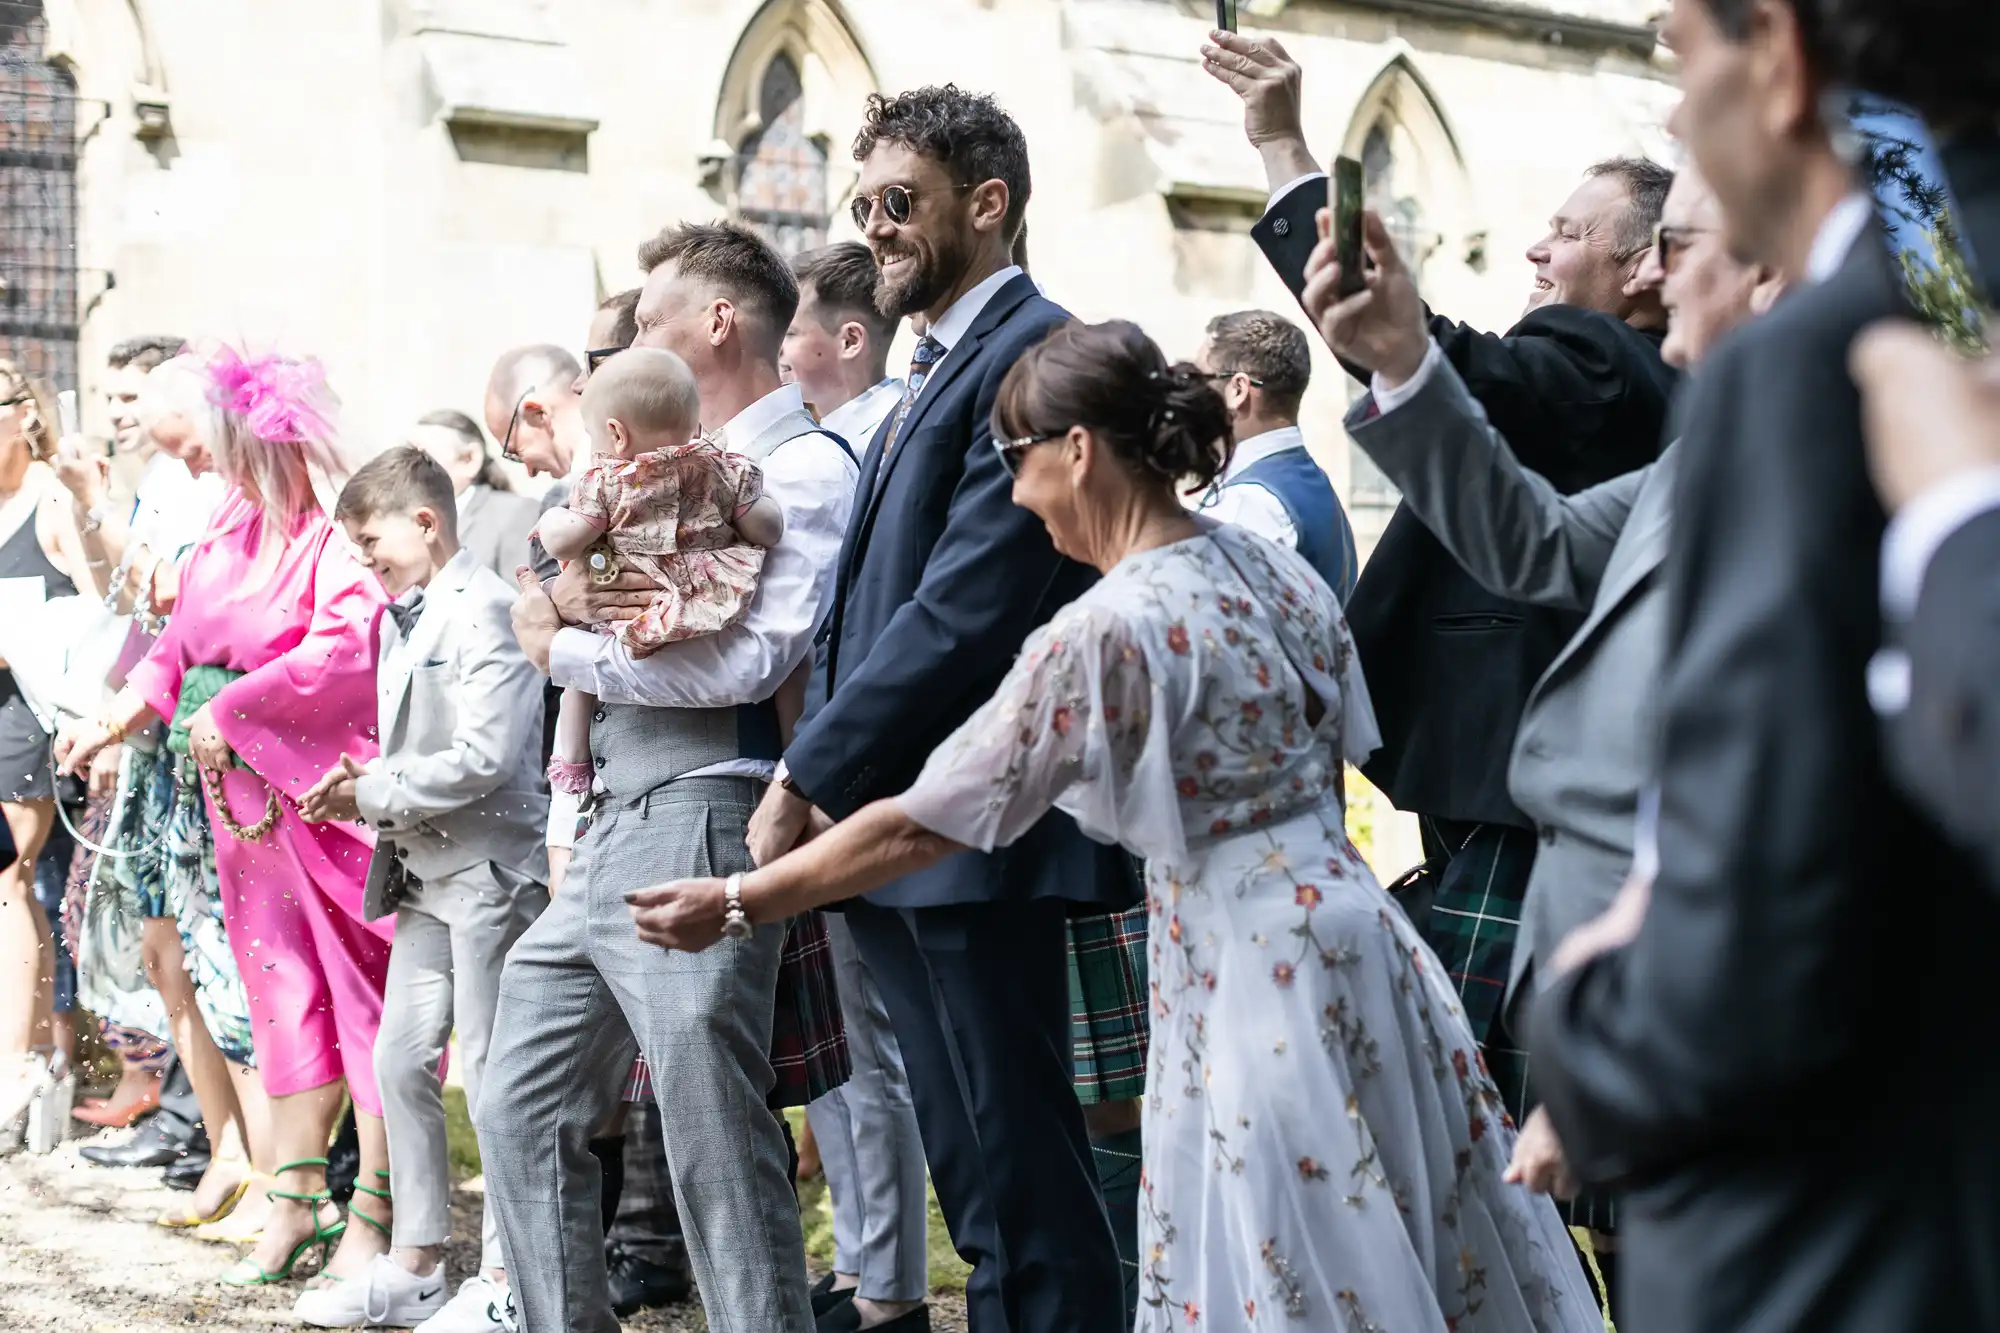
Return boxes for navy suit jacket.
[786,273,1141,913]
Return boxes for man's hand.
[1199,30,1320,190]
[748,781,813,867]
[550,562,656,629]
[187,703,233,773]
[299,752,370,824]
[1302,209,1429,384]
[511,566,563,675]
[54,440,109,509]
[1503,1107,1579,1199]
[1549,871,1651,976]
[1851,321,2000,513]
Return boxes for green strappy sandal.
[348,1168,393,1240]
[219,1157,347,1287]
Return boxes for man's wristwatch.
[81,503,108,535]
[721,872,752,940]
[773,760,808,803]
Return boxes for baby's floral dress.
[900,523,1599,1332]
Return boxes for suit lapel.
[1535,449,1679,689]
[383,556,469,737]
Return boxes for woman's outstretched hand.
[626,878,729,952]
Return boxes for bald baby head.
[581,347,703,461]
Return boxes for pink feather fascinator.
[202,343,340,446]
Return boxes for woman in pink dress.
[61,345,394,1288]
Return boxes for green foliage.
[1901,216,1989,354]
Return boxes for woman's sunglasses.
[992,428,1068,478]
[850,183,974,232]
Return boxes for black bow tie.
[387,591,426,637]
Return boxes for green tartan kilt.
[1066,902,1150,1104]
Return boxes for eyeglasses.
[850,183,975,232]
[1199,370,1266,388]
[0,393,30,410]
[1650,222,1716,273]
[585,347,623,377]
[992,428,1068,478]
[498,388,531,463]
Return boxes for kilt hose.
[1396,814,1617,1235]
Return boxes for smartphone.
[1333,155,1366,298]
[1215,0,1238,33]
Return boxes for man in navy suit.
[748,86,1134,1333]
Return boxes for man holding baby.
[489,221,859,1333]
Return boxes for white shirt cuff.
[1879,466,2000,621]
[546,787,582,850]
[547,626,602,693]
[1369,339,1444,416]
[1266,171,1327,216]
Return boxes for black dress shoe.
[160,1153,210,1191]
[606,1242,693,1317]
[78,1116,208,1170]
[817,1299,931,1333]
[811,1273,855,1317]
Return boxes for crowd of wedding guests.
[2,0,1997,1330]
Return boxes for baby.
[534,347,783,794]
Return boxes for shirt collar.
[1222,425,1304,485]
[1806,193,1875,284]
[821,377,903,438]
[719,382,808,446]
[926,265,1025,354]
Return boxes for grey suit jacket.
[456,483,543,581]
[1346,360,1677,1003]
[356,548,549,917]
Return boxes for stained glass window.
[736,53,829,257]
[0,2,77,390]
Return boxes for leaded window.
[736,54,829,257]
[0,2,76,390]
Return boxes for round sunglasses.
[850,183,975,232]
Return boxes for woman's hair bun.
[990,320,1235,493]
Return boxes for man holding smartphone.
[1202,21,1675,1199]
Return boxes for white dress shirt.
[545,382,860,780]
[820,377,905,450]
[115,455,227,611]
[1198,425,1303,547]
[924,265,1026,382]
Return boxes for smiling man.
[1204,29,1677,1148]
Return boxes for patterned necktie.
[883,334,946,454]
[387,590,426,637]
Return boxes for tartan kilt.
[1067,903,1149,1104]
[625,909,850,1111]
[1394,816,1617,1234]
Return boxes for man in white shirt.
[782,242,906,448]
[1192,308,1358,602]
[493,221,857,1333]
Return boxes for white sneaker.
[292,1255,449,1328]
[413,1274,513,1333]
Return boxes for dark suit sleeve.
[782,339,1071,821]
[1528,329,1886,1186]
[1250,174,1325,303]
[1888,507,2000,888]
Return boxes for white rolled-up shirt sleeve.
[545,435,858,708]
[1203,483,1298,549]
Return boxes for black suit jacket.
[1887,507,2000,888]
[1256,184,1675,827]
[786,273,1141,913]
[1530,236,2000,1332]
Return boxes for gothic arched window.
[0,4,78,389]
[736,54,829,257]
[1361,120,1427,273]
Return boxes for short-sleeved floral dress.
[567,440,768,655]
[901,523,1598,1332]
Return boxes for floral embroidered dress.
[900,524,1599,1333]
[568,440,769,655]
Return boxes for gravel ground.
[0,1134,967,1331]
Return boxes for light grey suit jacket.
[356,548,549,918]
[456,483,543,581]
[1347,359,1678,1006]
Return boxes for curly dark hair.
[852,85,1032,244]
[992,320,1234,494]
[1698,0,1999,127]
[107,335,187,373]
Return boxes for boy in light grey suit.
[297,447,550,1333]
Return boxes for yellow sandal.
[157,1171,254,1229]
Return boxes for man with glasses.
[1191,309,1358,602]
[747,85,1133,1333]
[481,344,585,484]
[1307,161,1779,1325]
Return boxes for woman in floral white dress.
[627,320,1600,1332]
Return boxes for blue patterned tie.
[884,334,945,454]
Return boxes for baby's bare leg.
[735,495,785,548]
[536,508,604,563]
[550,687,596,790]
